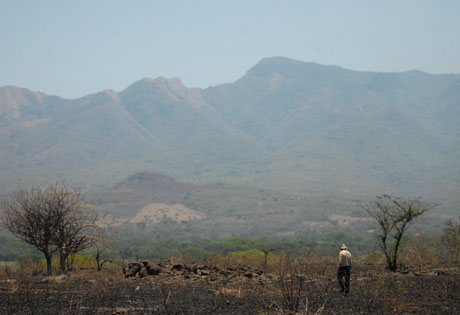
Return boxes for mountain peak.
[0,86,48,120]
[84,89,121,104]
[123,77,186,95]
[139,77,184,87]
[122,76,206,109]
[0,85,45,99]
[102,89,120,103]
[249,57,310,74]
[246,57,343,80]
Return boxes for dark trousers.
[337,266,351,292]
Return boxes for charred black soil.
[0,262,459,314]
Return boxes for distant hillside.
[1,57,459,214]
[112,172,196,193]
[86,172,448,240]
[87,172,360,239]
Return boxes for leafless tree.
[92,221,112,271]
[0,184,98,275]
[53,198,99,273]
[359,194,439,272]
[1,187,58,275]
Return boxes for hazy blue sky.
[1,0,459,98]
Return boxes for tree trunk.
[67,254,75,272]
[96,251,102,271]
[390,259,397,272]
[45,253,53,276]
[59,251,67,273]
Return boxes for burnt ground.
[0,261,459,314]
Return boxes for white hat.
[340,244,348,250]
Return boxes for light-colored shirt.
[338,249,352,267]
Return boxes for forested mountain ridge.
[1,57,459,210]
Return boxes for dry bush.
[274,252,308,313]
[18,260,44,277]
[228,249,267,266]
[0,262,16,279]
[203,251,266,270]
[440,217,460,267]
[304,256,335,276]
[399,234,438,274]
[359,251,386,267]
[269,251,326,314]
[0,261,43,279]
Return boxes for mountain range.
[1,57,459,212]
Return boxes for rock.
[244,272,253,279]
[146,267,161,275]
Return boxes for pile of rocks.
[123,260,273,284]
[123,261,161,277]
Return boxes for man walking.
[337,244,352,293]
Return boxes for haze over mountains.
[1,57,459,210]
